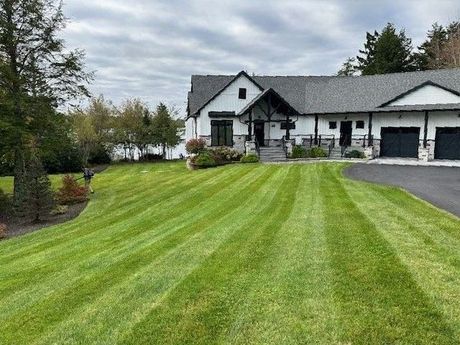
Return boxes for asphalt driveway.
[344,164,460,218]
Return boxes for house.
[186,69,460,161]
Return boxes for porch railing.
[281,136,288,158]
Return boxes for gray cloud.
[62,0,460,115]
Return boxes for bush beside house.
[290,146,327,159]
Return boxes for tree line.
[71,96,183,165]
[338,21,460,76]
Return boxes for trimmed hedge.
[240,154,259,163]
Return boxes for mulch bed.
[0,164,109,240]
[1,201,88,239]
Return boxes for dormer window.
[238,88,247,99]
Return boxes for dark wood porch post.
[248,111,252,140]
[423,111,429,148]
[368,112,373,146]
[314,115,318,145]
[285,113,290,140]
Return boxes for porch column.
[285,113,290,140]
[314,115,319,145]
[423,111,429,148]
[368,112,373,146]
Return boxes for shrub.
[88,144,112,165]
[56,175,89,205]
[186,138,206,154]
[240,154,259,163]
[345,150,366,159]
[51,205,69,216]
[141,153,163,161]
[307,147,327,158]
[210,147,242,164]
[0,223,7,239]
[290,145,307,158]
[194,152,217,168]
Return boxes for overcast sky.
[63,0,460,116]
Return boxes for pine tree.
[357,23,416,75]
[20,150,55,222]
[415,23,447,70]
[151,103,181,159]
[337,57,357,76]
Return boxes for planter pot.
[186,158,198,171]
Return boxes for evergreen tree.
[151,103,181,159]
[337,57,357,76]
[415,23,447,70]
[356,23,416,75]
[16,148,54,222]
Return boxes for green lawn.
[0,162,459,344]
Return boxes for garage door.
[435,127,460,160]
[381,127,420,158]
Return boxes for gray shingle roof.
[188,68,460,116]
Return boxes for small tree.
[151,103,181,158]
[56,175,88,205]
[185,138,206,154]
[20,151,55,222]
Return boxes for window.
[211,120,233,146]
[238,88,247,99]
[356,120,365,129]
[329,121,337,129]
[280,121,296,130]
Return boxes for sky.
[62,0,460,116]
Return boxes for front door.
[254,122,265,146]
[339,121,352,146]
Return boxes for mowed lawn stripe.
[116,165,300,345]
[320,164,456,344]
[341,177,460,340]
[221,164,340,345]
[34,166,285,345]
[0,165,277,344]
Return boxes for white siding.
[198,75,262,136]
[388,85,460,106]
[426,111,460,139]
[317,114,369,138]
[372,112,425,139]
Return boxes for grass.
[0,161,459,344]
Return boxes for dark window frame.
[280,121,296,130]
[356,120,365,129]
[329,121,337,129]
[238,88,247,99]
[211,120,233,146]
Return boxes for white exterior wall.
[426,111,460,139]
[318,113,369,138]
[198,75,262,136]
[372,112,425,139]
[389,85,460,106]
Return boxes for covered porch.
[237,88,300,150]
